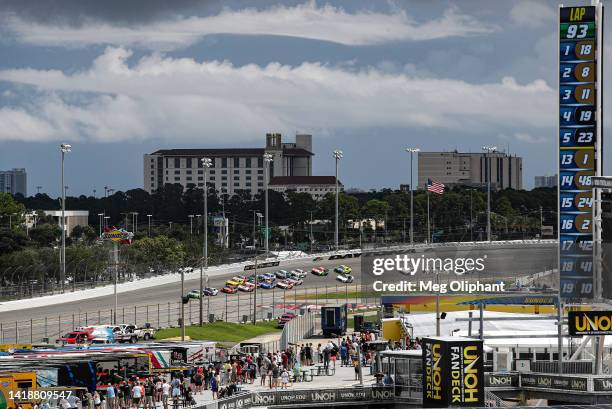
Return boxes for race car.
[276,279,293,289]
[275,270,289,279]
[259,280,276,289]
[311,267,328,276]
[290,269,307,278]
[261,273,276,282]
[277,313,296,328]
[204,287,219,296]
[226,275,246,286]
[334,265,352,274]
[287,277,303,286]
[336,274,354,284]
[221,286,238,294]
[188,289,202,299]
[238,282,255,292]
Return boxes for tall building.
[534,174,557,188]
[418,151,522,191]
[0,168,27,196]
[143,134,313,195]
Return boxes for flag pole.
[427,188,430,244]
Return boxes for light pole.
[60,143,71,293]
[147,214,152,236]
[104,216,110,228]
[333,149,343,250]
[93,189,96,198]
[263,153,273,256]
[188,215,194,241]
[97,213,104,237]
[201,157,212,326]
[481,145,497,242]
[406,147,420,246]
[132,212,138,233]
[36,186,42,194]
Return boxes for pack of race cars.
[188,264,355,298]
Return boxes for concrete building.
[143,134,313,196]
[534,174,557,188]
[0,168,27,196]
[268,176,342,200]
[418,151,522,191]
[43,210,89,237]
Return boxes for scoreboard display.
[558,5,602,300]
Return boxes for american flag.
[427,178,445,195]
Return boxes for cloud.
[512,133,548,144]
[0,47,554,144]
[509,1,555,28]
[2,3,496,50]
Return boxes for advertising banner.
[521,374,587,392]
[484,373,519,388]
[423,337,484,408]
[568,310,612,335]
[593,377,612,392]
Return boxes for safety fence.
[280,311,321,350]
[0,283,375,344]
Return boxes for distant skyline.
[0,0,610,196]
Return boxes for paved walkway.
[191,363,376,405]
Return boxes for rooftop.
[151,148,313,157]
[269,176,340,186]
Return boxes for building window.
[222,183,227,187]
[186,158,192,168]
[222,170,227,174]
[234,182,240,187]
[258,169,263,174]
[246,158,251,168]
[186,170,192,175]
[222,176,227,180]
[246,170,251,174]
[174,158,180,168]
[150,171,154,175]
[186,177,192,181]
[257,176,263,180]
[233,157,239,167]
[198,183,204,187]
[197,170,203,174]
[222,158,227,167]
[165,158,169,167]
[234,170,240,174]
[198,177,203,181]
[246,176,251,180]
[246,182,251,187]
[258,182,263,187]
[174,170,180,175]
[197,158,203,168]
[150,177,154,181]
[210,176,215,181]
[233,176,240,181]
[210,170,215,174]
[258,157,263,167]
[174,177,180,181]
[150,164,154,169]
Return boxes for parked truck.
[320,304,348,337]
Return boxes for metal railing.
[280,311,321,350]
[531,360,594,374]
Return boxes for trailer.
[320,304,348,337]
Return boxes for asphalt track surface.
[0,243,556,322]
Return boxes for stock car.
[189,288,219,298]
[290,269,307,278]
[287,277,303,286]
[238,282,255,292]
[259,280,276,289]
[261,273,276,282]
[336,274,354,284]
[226,275,246,287]
[275,270,289,279]
[221,286,238,294]
[276,280,293,289]
[204,287,219,296]
[334,265,352,274]
[277,312,296,328]
[311,267,328,276]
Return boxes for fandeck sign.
[422,337,484,408]
[568,310,612,335]
[559,5,603,300]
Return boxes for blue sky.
[0,0,609,196]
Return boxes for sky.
[0,0,609,197]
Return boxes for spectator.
[161,379,170,409]
[280,367,290,389]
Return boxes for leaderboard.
[559,6,601,300]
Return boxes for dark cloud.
[0,0,221,26]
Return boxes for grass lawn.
[155,320,280,343]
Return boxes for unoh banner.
[568,310,612,335]
[423,337,484,408]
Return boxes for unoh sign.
[569,311,612,335]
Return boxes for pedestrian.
[144,380,154,409]
[280,367,289,389]
[106,383,116,409]
[210,373,218,400]
[131,381,143,409]
[161,379,170,409]
[93,392,102,409]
